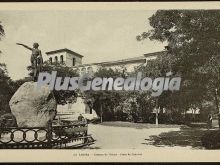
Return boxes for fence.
[0,120,95,149]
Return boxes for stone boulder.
[9,82,57,127]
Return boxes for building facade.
[45,48,83,67]
[45,48,166,75]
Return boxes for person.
[207,114,213,129]
[82,117,87,124]
[78,114,84,122]
[16,42,43,81]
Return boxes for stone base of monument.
[9,81,57,127]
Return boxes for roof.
[74,55,146,68]
[144,51,167,58]
[45,48,84,58]
[75,51,165,68]
[100,56,146,66]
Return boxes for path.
[87,122,193,149]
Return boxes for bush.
[0,113,17,127]
[201,130,220,149]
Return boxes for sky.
[0,10,166,80]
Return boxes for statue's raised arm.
[16,43,32,51]
[16,42,43,81]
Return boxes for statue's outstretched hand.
[16,43,32,50]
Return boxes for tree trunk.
[155,107,159,126]
[215,88,220,128]
[193,109,197,122]
[100,100,103,123]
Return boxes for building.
[45,48,209,122]
[45,48,84,67]
[45,48,166,75]
[45,48,167,120]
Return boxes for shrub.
[0,113,17,127]
[201,130,220,149]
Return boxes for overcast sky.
[0,10,165,80]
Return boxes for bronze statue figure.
[16,42,43,81]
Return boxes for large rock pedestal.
[9,82,57,127]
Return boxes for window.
[72,58,76,66]
[49,57,52,64]
[60,55,64,64]
[55,56,58,63]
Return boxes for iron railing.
[0,120,95,149]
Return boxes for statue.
[16,42,43,81]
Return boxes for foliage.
[0,113,17,127]
[0,23,11,115]
[0,64,13,115]
[201,130,220,149]
[137,10,220,115]
[39,62,79,105]
[0,21,4,40]
[84,66,128,121]
[0,64,30,115]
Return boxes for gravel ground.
[87,122,193,149]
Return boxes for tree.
[38,61,79,105]
[0,22,12,115]
[137,10,220,123]
[84,66,128,122]
[0,21,4,41]
[0,64,12,115]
